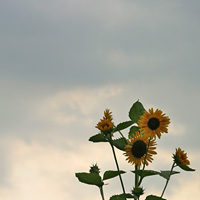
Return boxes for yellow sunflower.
[96,109,114,134]
[124,132,157,167]
[173,147,190,166]
[138,108,170,139]
[96,118,114,132]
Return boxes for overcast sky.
[0,0,199,199]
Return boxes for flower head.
[173,147,190,166]
[96,118,114,132]
[138,108,170,139]
[124,132,157,167]
[89,163,100,174]
[131,187,144,197]
[96,109,114,134]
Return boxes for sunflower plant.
[75,100,195,200]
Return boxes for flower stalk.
[135,165,139,188]
[161,161,176,198]
[99,186,105,200]
[110,140,126,194]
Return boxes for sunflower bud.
[131,186,144,197]
[89,164,100,174]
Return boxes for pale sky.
[0,0,200,199]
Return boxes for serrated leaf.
[89,133,108,143]
[132,170,160,179]
[114,121,134,132]
[128,126,139,138]
[112,137,128,151]
[145,195,166,200]
[129,101,145,123]
[159,170,180,179]
[110,193,134,200]
[75,172,103,187]
[177,163,195,171]
[103,170,126,181]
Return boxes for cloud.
[1,0,200,88]
[0,1,200,199]
[0,136,126,200]
[168,121,186,136]
[0,139,70,200]
[107,49,164,69]
[165,174,200,200]
[37,85,124,125]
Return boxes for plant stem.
[99,186,105,200]
[161,161,176,198]
[118,130,126,139]
[110,141,126,194]
[135,165,139,188]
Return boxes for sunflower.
[124,132,157,167]
[96,118,114,132]
[173,147,190,166]
[96,109,114,134]
[138,108,170,139]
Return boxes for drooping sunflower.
[138,108,170,139]
[124,132,157,167]
[173,147,190,166]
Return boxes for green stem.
[99,186,105,200]
[118,130,126,139]
[113,126,127,145]
[113,125,126,141]
[161,161,176,198]
[135,165,139,188]
[138,137,151,186]
[110,141,126,194]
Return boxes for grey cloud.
[0,1,199,199]
[1,0,200,88]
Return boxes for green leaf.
[110,193,134,200]
[114,121,134,132]
[112,137,128,151]
[145,195,166,200]
[103,170,126,181]
[177,163,195,171]
[75,172,103,187]
[128,126,139,138]
[159,170,180,179]
[132,170,160,179]
[129,101,145,123]
[89,133,108,143]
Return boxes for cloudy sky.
[0,0,199,199]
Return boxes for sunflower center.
[102,123,109,128]
[131,140,147,158]
[148,117,160,130]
